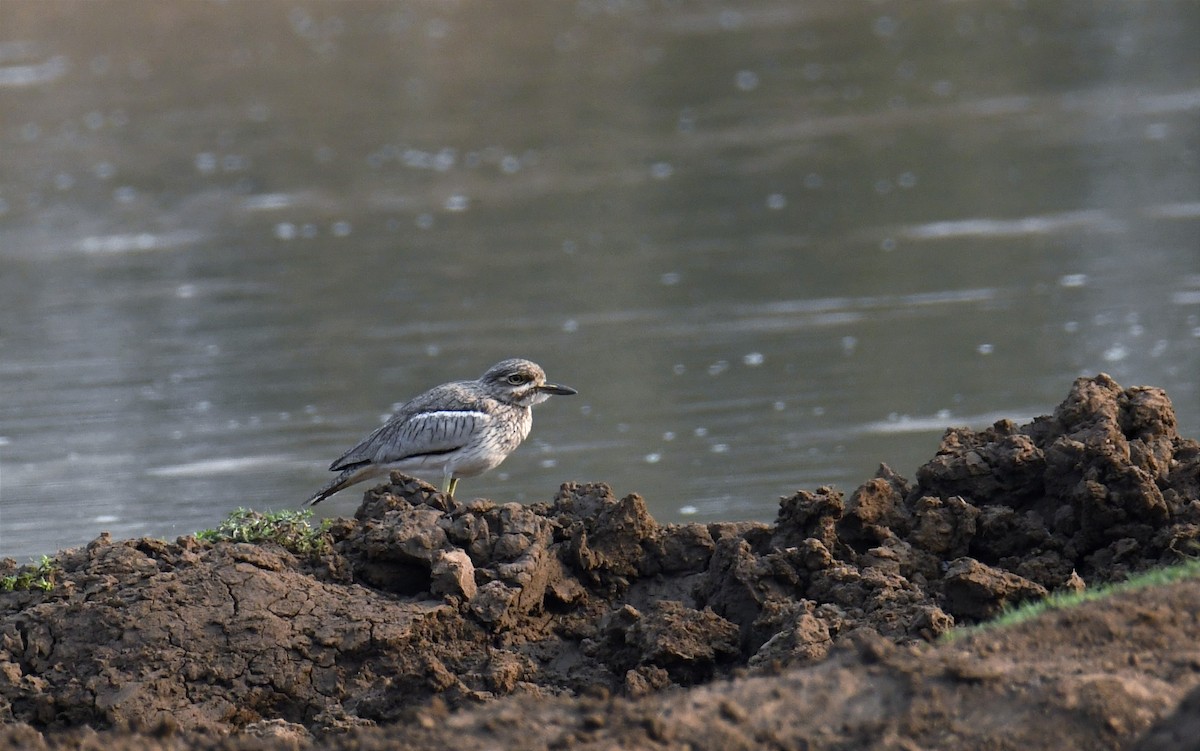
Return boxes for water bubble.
[1150,339,1168,357]
[644,453,662,464]
[679,505,698,516]
[650,162,673,180]
[1058,273,1088,288]
[562,239,577,254]
[84,111,106,130]
[742,352,764,366]
[804,173,823,189]
[735,70,759,91]
[718,9,743,30]
[662,431,676,441]
[444,194,469,211]
[694,427,708,438]
[710,443,729,454]
[707,360,729,376]
[660,272,681,286]
[673,364,686,375]
[176,284,196,299]
[274,222,296,240]
[416,213,434,229]
[1144,123,1169,141]
[766,193,787,210]
[500,155,521,173]
[897,172,917,188]
[873,15,898,37]
[562,319,579,333]
[331,220,352,237]
[677,108,696,134]
[93,162,115,179]
[874,179,893,194]
[1063,321,1079,333]
[977,343,994,355]
[195,152,218,174]
[434,148,456,171]
[1103,343,1129,362]
[54,173,74,191]
[841,336,858,355]
[932,80,954,97]
[880,237,897,252]
[539,458,557,469]
[300,223,318,239]
[936,409,952,420]
[113,186,137,203]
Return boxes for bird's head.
[481,358,577,407]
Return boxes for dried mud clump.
[0,374,1198,750]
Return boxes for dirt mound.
[1,374,1198,749]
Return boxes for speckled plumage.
[306,359,576,505]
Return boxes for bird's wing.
[329,384,489,470]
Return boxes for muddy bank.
[1,374,1198,749]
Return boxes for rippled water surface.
[1,1,1198,559]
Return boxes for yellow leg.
[445,476,458,496]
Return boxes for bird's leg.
[447,476,459,496]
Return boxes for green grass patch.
[194,508,333,557]
[1,555,59,592]
[945,557,1200,641]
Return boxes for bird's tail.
[305,464,384,506]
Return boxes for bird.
[306,358,576,505]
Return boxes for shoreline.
[2,374,1198,750]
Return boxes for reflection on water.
[1,1,1197,559]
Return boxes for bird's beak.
[538,383,578,396]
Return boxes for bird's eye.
[506,373,527,385]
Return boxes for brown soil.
[2,374,1199,750]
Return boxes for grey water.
[1,1,1197,560]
